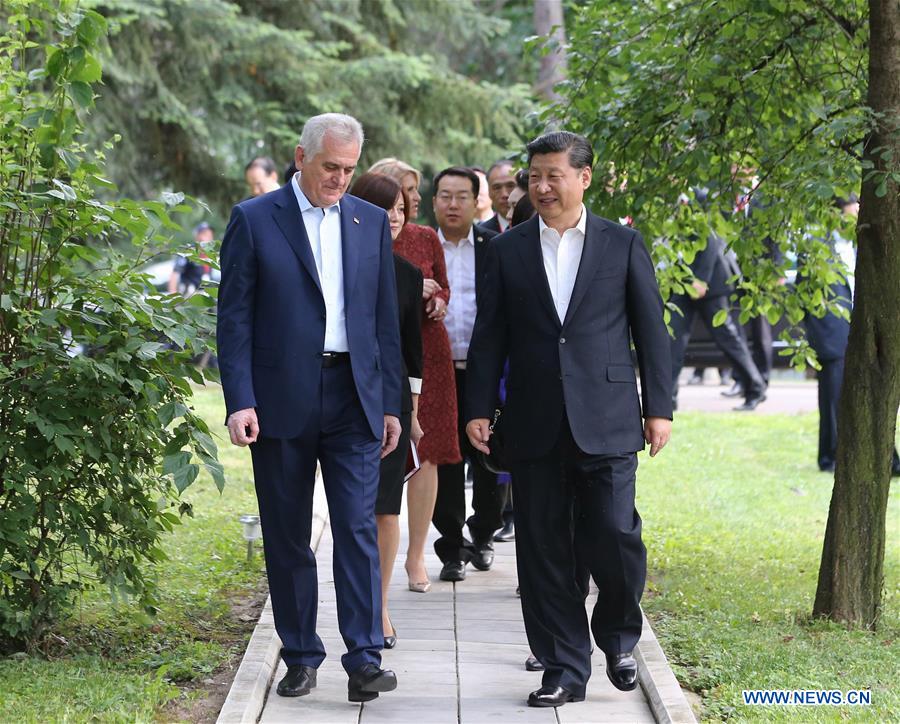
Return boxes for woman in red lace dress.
[369,158,461,592]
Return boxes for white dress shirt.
[495,213,509,232]
[539,204,587,324]
[292,173,348,352]
[439,227,477,361]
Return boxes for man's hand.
[644,417,671,457]
[227,407,259,447]
[691,280,708,298]
[410,414,424,446]
[466,418,492,455]
[382,415,401,458]
[422,278,441,300]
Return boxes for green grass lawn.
[638,411,899,722]
[0,387,896,722]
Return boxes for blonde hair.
[368,157,421,186]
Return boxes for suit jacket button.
[559,337,566,344]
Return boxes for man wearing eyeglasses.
[431,166,503,583]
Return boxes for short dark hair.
[526,131,594,170]
[349,172,410,225]
[487,159,514,179]
[283,160,298,185]
[514,168,528,191]
[510,194,535,227]
[245,156,278,175]
[433,166,480,197]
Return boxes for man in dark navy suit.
[466,131,672,708]
[217,113,403,703]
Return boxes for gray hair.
[298,113,364,159]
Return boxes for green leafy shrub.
[0,1,223,651]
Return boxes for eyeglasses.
[435,191,474,204]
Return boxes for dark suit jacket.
[691,233,735,298]
[480,214,504,235]
[471,222,497,302]
[394,253,424,414]
[217,183,403,439]
[465,211,672,460]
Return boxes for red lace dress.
[393,223,461,465]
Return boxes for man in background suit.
[466,131,672,708]
[669,219,767,411]
[431,166,503,582]
[481,159,517,234]
[217,113,403,703]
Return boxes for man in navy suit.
[217,113,403,703]
[465,131,672,708]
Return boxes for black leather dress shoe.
[605,652,638,691]
[383,620,397,649]
[734,391,766,411]
[347,663,397,702]
[471,542,494,571]
[721,381,744,398]
[276,664,317,697]
[525,654,544,671]
[493,519,515,542]
[439,560,466,582]
[527,685,584,707]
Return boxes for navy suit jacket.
[465,211,672,460]
[217,183,403,440]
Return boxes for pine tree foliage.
[84,0,534,218]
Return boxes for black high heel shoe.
[384,619,397,649]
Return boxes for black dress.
[375,254,424,514]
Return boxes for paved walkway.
[675,376,817,414]
[256,495,673,724]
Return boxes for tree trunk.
[813,0,900,628]
[533,0,568,102]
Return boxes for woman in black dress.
[349,173,424,647]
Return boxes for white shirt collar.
[292,172,341,214]
[538,204,587,241]
[438,225,475,248]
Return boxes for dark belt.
[321,351,350,368]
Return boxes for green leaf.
[10,571,31,581]
[172,463,200,492]
[766,307,781,326]
[69,80,93,107]
[137,342,166,360]
[162,451,191,475]
[70,53,102,83]
[712,309,729,327]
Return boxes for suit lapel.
[340,195,359,302]
[563,212,610,327]
[514,217,560,329]
[271,183,322,295]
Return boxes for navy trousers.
[250,361,383,673]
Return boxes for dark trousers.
[250,362,382,674]
[511,418,645,696]
[817,356,843,469]
[749,316,773,383]
[670,294,765,399]
[434,367,503,562]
